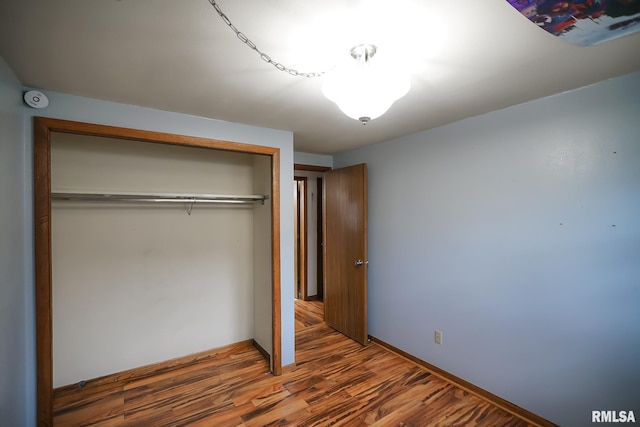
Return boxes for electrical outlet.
[434,330,442,345]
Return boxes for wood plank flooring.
[53,300,534,426]
[295,299,324,330]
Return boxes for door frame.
[315,176,324,301]
[294,176,308,300]
[34,117,282,426]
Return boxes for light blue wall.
[0,58,32,426]
[294,151,333,168]
[334,72,640,426]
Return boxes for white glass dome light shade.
[322,45,411,124]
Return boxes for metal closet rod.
[51,191,269,205]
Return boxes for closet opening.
[34,117,282,426]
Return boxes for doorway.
[293,165,330,302]
[293,165,329,334]
[293,163,368,344]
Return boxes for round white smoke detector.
[24,90,49,109]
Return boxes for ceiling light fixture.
[208,0,411,124]
[321,44,410,125]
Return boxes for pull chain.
[208,0,326,78]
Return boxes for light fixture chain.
[208,0,325,78]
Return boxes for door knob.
[354,259,368,266]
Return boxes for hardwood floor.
[54,300,535,426]
[295,299,324,330]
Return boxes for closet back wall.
[51,132,259,388]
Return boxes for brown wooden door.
[323,163,368,345]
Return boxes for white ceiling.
[1,0,639,154]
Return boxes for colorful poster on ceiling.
[507,0,640,45]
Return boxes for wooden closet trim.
[294,163,331,172]
[33,117,282,426]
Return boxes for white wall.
[334,71,640,426]
[293,170,325,297]
[51,133,266,386]
[253,154,273,362]
[0,58,33,426]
